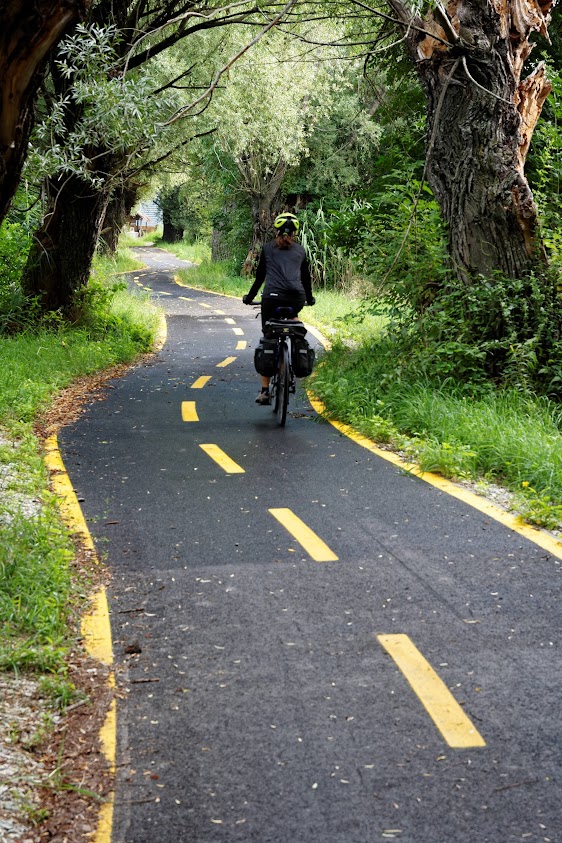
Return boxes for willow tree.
[384,0,555,281]
[0,0,90,223]
[207,26,339,273]
[22,0,297,315]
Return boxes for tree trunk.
[241,198,277,276]
[0,0,89,224]
[162,221,184,242]
[241,182,285,275]
[387,0,554,281]
[99,182,139,255]
[22,173,109,315]
[211,227,229,261]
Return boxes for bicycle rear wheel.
[277,342,289,426]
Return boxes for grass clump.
[0,243,160,672]
[150,236,211,265]
[175,258,248,298]
[311,338,562,530]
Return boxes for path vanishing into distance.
[59,247,562,843]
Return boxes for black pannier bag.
[292,335,315,377]
[254,337,277,376]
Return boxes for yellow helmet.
[273,212,299,235]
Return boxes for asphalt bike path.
[59,247,562,842]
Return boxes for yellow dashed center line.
[179,296,194,301]
[233,327,244,336]
[236,340,247,350]
[199,302,212,309]
[216,357,237,368]
[159,291,172,296]
[377,634,486,748]
[191,376,211,388]
[181,401,199,422]
[224,317,236,325]
[199,444,245,474]
[215,309,226,315]
[268,508,338,562]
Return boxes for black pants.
[261,295,305,330]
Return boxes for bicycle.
[254,304,310,427]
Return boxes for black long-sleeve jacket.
[246,240,313,303]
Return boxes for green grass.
[175,259,248,297]
[0,250,160,672]
[92,245,145,276]
[311,339,562,530]
[150,236,211,265]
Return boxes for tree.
[21,0,297,315]
[383,0,556,282]
[0,0,90,224]
[205,26,341,272]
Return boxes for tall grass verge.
[0,253,160,671]
[312,339,562,530]
[151,236,211,265]
[175,259,248,297]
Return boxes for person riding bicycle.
[242,212,315,404]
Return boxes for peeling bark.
[0,0,90,223]
[23,172,110,315]
[388,0,554,280]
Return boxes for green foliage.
[39,675,87,711]
[299,207,356,289]
[527,67,562,262]
[0,507,72,636]
[151,237,211,264]
[382,269,562,397]
[27,24,166,187]
[311,338,562,527]
[155,183,212,243]
[328,176,450,309]
[0,252,160,671]
[174,260,248,297]
[0,223,40,333]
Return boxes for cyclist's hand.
[242,295,253,305]
[307,296,316,306]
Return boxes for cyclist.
[242,212,315,404]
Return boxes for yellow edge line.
[216,356,237,368]
[199,444,245,474]
[173,275,239,300]
[308,394,562,561]
[45,436,115,843]
[377,634,486,748]
[192,376,211,388]
[182,401,199,422]
[269,507,338,562]
[44,437,96,552]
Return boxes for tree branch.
[161,0,298,127]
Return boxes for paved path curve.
[60,247,562,843]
